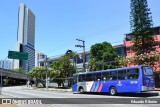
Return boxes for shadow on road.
[117,92,159,97]
[75,92,159,97]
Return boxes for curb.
[154,90,160,91]
[36,89,72,92]
[154,88,160,91]
[24,87,72,92]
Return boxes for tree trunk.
[62,80,64,87]
[36,77,38,87]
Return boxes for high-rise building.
[35,50,45,67]
[0,60,13,70]
[14,3,35,71]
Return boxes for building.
[124,26,160,70]
[37,26,160,71]
[35,50,45,67]
[0,60,13,70]
[114,44,126,57]
[14,3,35,71]
[38,45,126,72]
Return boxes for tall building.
[0,60,13,70]
[14,3,35,71]
[35,50,45,67]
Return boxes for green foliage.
[3,78,10,86]
[116,52,160,70]
[116,56,128,67]
[28,66,46,87]
[130,0,157,65]
[13,68,25,74]
[28,66,46,79]
[89,42,118,71]
[50,50,76,87]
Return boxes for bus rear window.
[143,67,153,76]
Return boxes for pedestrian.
[27,81,29,87]
[29,81,32,87]
[30,80,33,87]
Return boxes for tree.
[50,50,76,87]
[116,56,128,67]
[89,42,118,71]
[50,61,62,87]
[28,66,46,87]
[130,0,157,65]
[13,68,25,74]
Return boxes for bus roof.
[74,65,147,75]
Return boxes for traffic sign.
[8,51,28,60]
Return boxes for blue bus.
[72,65,155,95]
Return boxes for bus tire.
[79,87,84,93]
[109,87,117,96]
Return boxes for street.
[0,86,160,107]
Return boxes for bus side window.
[78,74,85,82]
[102,72,109,80]
[93,73,101,81]
[78,75,81,82]
[110,76,113,80]
[134,74,139,79]
[118,70,127,80]
[86,73,93,81]
[127,69,139,79]
[73,75,77,84]
[81,74,85,82]
[110,71,117,80]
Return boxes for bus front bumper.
[142,86,155,91]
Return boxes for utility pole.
[75,39,86,72]
[27,60,29,87]
[45,55,48,90]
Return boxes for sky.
[0,0,160,60]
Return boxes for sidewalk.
[0,94,15,98]
[34,87,72,92]
[24,86,160,92]
[23,86,72,92]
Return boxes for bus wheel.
[109,87,117,96]
[79,87,84,93]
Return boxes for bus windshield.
[143,66,153,76]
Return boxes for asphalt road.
[0,86,160,107]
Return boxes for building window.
[126,47,131,53]
[125,35,132,41]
